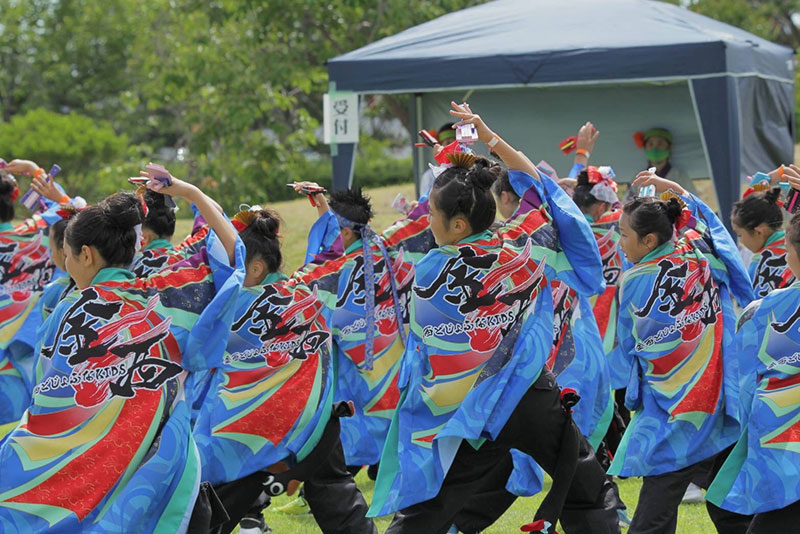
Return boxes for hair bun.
[101,192,143,230]
[764,186,782,204]
[253,211,280,239]
[663,197,684,225]
[144,189,168,210]
[576,170,591,187]
[466,160,495,192]
[0,176,15,197]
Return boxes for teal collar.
[345,238,363,254]
[91,267,135,285]
[261,271,288,285]
[144,238,173,252]
[762,229,785,250]
[640,240,675,263]
[457,229,494,245]
[0,222,14,232]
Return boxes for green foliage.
[0,108,127,197]
[1,0,797,207]
[0,0,483,209]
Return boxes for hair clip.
[752,183,771,193]
[232,209,258,232]
[660,190,687,209]
[446,152,478,169]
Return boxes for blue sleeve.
[537,173,605,296]
[683,193,754,307]
[613,280,642,410]
[181,231,246,372]
[305,211,342,264]
[568,162,586,178]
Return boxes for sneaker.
[617,509,632,529]
[239,515,273,534]
[270,495,311,515]
[681,483,705,504]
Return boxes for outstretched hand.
[576,122,599,153]
[784,164,800,191]
[4,159,40,175]
[139,164,195,200]
[31,173,67,204]
[631,170,686,196]
[448,101,494,144]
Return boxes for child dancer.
[732,175,794,298]
[0,170,244,533]
[609,171,753,534]
[707,193,800,532]
[371,105,619,534]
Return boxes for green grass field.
[172,182,716,534]
[247,471,715,533]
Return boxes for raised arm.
[140,165,238,264]
[448,101,539,178]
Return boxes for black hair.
[143,189,176,239]
[572,171,606,211]
[731,187,783,232]
[329,187,373,236]
[786,210,800,254]
[438,123,455,135]
[0,175,16,222]
[239,208,283,273]
[65,192,143,266]
[50,218,70,251]
[431,157,496,234]
[489,166,518,200]
[622,196,683,247]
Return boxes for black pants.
[386,370,620,534]
[188,435,376,534]
[629,447,753,534]
[304,439,378,534]
[748,498,800,533]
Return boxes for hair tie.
[332,210,406,370]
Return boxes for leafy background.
[0,0,796,213]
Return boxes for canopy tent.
[326,0,795,226]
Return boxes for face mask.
[645,148,670,163]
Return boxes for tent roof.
[328,0,794,93]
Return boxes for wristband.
[779,166,786,178]
[576,149,590,158]
[58,194,71,204]
[487,135,501,148]
[33,168,46,179]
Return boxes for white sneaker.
[681,483,705,504]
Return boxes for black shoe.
[239,515,273,534]
[367,463,379,481]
